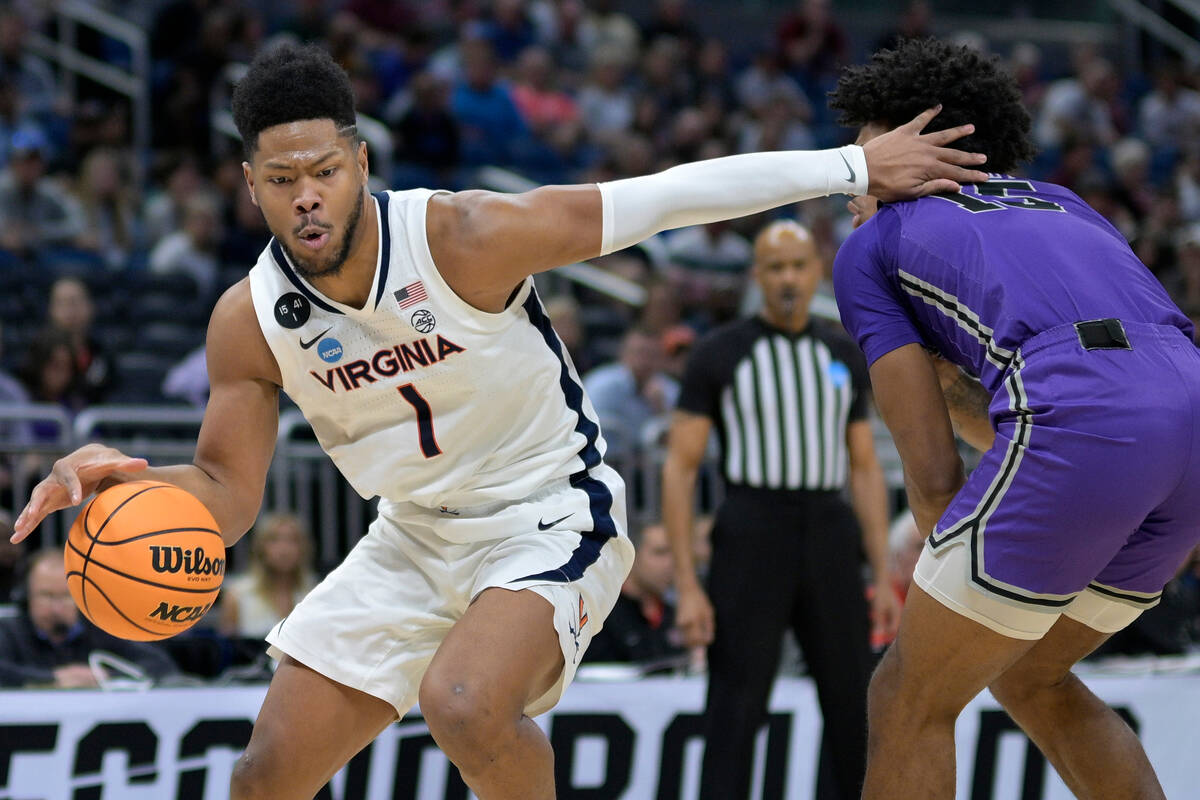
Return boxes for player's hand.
[676,580,715,649]
[53,663,99,689]
[863,105,989,202]
[11,444,148,543]
[870,577,903,645]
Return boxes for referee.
[662,220,899,799]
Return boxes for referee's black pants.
[699,487,874,800]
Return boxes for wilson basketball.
[64,480,225,641]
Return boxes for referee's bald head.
[752,220,814,266]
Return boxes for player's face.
[753,231,821,323]
[244,119,370,281]
[849,123,889,228]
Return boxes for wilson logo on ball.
[149,546,225,577]
[148,601,213,623]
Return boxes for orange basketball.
[64,480,224,641]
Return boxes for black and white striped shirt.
[677,317,870,490]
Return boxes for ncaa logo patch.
[318,337,343,363]
[828,360,850,388]
[411,309,436,334]
[274,292,311,329]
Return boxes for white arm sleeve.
[596,145,869,256]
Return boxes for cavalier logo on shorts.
[318,337,344,363]
[274,292,311,329]
[567,594,589,663]
[411,309,436,334]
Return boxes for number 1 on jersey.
[398,383,442,458]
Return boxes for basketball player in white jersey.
[13,45,986,799]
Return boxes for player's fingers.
[896,104,942,133]
[913,178,964,196]
[13,482,66,540]
[53,461,85,506]
[920,122,976,147]
[929,144,987,167]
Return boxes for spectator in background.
[143,155,205,246]
[0,549,178,688]
[450,38,529,167]
[577,45,635,146]
[1137,61,1200,152]
[0,319,32,446]
[219,512,319,640]
[1035,57,1121,150]
[667,221,753,274]
[542,294,598,374]
[584,522,686,669]
[18,329,82,441]
[472,0,539,64]
[583,327,679,462]
[0,128,84,255]
[1177,224,1200,309]
[641,0,700,58]
[162,345,209,407]
[1178,145,1200,222]
[776,0,849,94]
[577,0,640,67]
[0,9,57,117]
[394,71,460,186]
[1110,137,1155,229]
[511,46,581,153]
[74,147,141,270]
[149,192,222,297]
[874,0,934,54]
[0,510,19,603]
[47,277,114,405]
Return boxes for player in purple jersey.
[829,39,1200,798]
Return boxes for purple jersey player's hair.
[829,38,1037,174]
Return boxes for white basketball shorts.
[265,463,634,718]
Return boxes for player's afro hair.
[232,43,358,156]
[828,38,1037,174]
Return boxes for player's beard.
[282,186,365,281]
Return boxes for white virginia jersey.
[248,190,611,530]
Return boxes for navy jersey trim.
[514,290,614,583]
[269,239,344,315]
[373,191,392,310]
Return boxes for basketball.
[63,480,225,642]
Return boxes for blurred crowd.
[2,0,1200,680]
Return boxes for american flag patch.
[394,281,428,309]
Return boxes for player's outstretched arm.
[12,281,279,547]
[427,107,986,311]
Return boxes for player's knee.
[990,664,1072,711]
[229,750,273,800]
[867,647,959,726]
[419,672,512,764]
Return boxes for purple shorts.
[930,320,1200,610]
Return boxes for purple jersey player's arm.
[930,356,996,452]
[868,343,966,537]
[13,281,280,547]
[426,107,987,313]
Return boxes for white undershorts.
[266,465,634,717]
[914,542,1146,640]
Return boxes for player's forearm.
[597,146,867,255]
[849,461,891,583]
[661,454,702,589]
[99,463,260,546]
[942,373,996,451]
